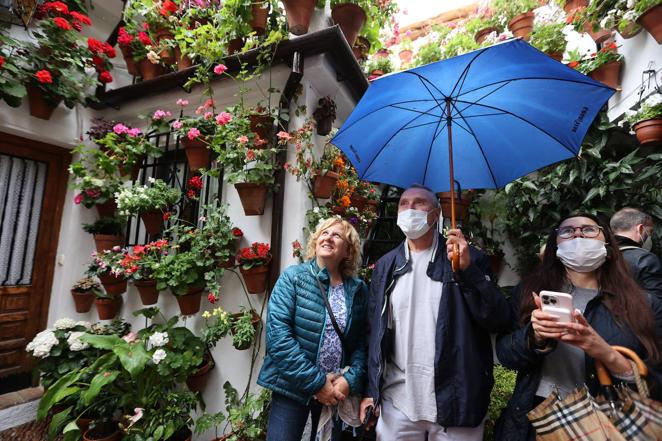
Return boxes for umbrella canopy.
[331,39,615,193]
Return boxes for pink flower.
[276,131,291,141]
[113,123,129,134]
[152,109,171,120]
[127,128,141,137]
[237,135,249,144]
[127,408,143,428]
[176,99,189,107]
[122,332,139,343]
[215,112,232,125]
[213,64,228,75]
[73,193,83,204]
[203,111,213,120]
[203,98,214,109]
[172,120,183,130]
[187,127,201,140]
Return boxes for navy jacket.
[494,285,662,441]
[365,234,512,427]
[616,235,662,299]
[258,260,369,405]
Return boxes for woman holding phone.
[494,213,662,441]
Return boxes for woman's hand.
[530,293,565,345]
[314,373,338,406]
[332,375,350,401]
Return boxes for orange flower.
[337,179,349,192]
[339,195,351,207]
[567,61,579,69]
[333,157,345,170]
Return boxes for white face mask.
[556,237,607,272]
[397,209,431,240]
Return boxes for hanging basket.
[240,263,270,294]
[27,85,60,120]
[140,209,165,236]
[98,273,127,296]
[312,171,339,199]
[95,200,117,218]
[134,279,160,305]
[637,3,662,43]
[282,0,316,35]
[235,183,269,215]
[588,61,622,90]
[633,118,662,145]
[230,310,262,350]
[249,114,274,146]
[250,1,269,35]
[508,11,535,40]
[186,353,215,392]
[95,298,120,321]
[71,290,95,313]
[119,45,139,76]
[175,286,203,315]
[439,191,473,222]
[93,234,125,253]
[331,3,367,47]
[181,137,210,172]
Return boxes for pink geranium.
[127,128,141,137]
[176,98,189,107]
[276,131,291,141]
[187,127,201,140]
[152,109,172,120]
[215,112,232,125]
[113,123,129,135]
[172,120,183,130]
[237,135,249,144]
[213,64,228,75]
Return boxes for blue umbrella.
[332,38,614,225]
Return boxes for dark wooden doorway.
[0,132,69,388]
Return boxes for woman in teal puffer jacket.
[258,217,369,441]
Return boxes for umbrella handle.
[451,244,460,272]
[595,345,648,387]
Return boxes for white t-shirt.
[382,244,443,422]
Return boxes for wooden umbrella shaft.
[446,99,459,272]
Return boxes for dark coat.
[494,285,662,441]
[616,235,662,299]
[365,233,512,427]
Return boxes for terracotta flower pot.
[398,49,413,65]
[370,69,384,78]
[637,3,662,43]
[312,171,339,199]
[230,310,261,350]
[235,183,269,215]
[508,11,534,40]
[71,290,95,313]
[249,114,274,146]
[563,0,588,14]
[475,26,498,44]
[98,273,127,296]
[95,200,117,218]
[438,191,473,221]
[352,36,370,61]
[77,418,93,434]
[331,3,367,47]
[134,279,159,305]
[618,22,642,39]
[175,286,203,315]
[118,155,144,181]
[180,137,210,172]
[350,193,377,212]
[174,48,194,71]
[93,234,124,253]
[240,264,270,294]
[282,0,316,35]
[95,297,119,320]
[633,118,662,145]
[186,355,215,392]
[583,22,613,43]
[546,52,564,62]
[140,209,165,236]
[588,61,622,90]
[83,428,121,441]
[251,1,269,35]
[27,84,60,120]
[227,38,244,55]
[138,58,165,81]
[119,45,139,76]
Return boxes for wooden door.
[0,132,69,378]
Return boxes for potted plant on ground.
[313,96,337,136]
[88,247,129,297]
[115,178,181,236]
[121,240,169,305]
[622,92,662,144]
[529,20,568,61]
[83,217,127,252]
[230,308,261,350]
[237,242,272,294]
[491,0,539,40]
[71,277,103,313]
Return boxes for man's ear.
[428,207,441,225]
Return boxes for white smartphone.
[539,290,574,323]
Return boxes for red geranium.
[137,31,153,46]
[69,11,91,26]
[53,17,72,30]
[44,1,69,15]
[103,43,116,58]
[232,227,243,237]
[91,55,105,68]
[188,176,203,190]
[0,56,4,69]
[35,70,53,84]
[118,27,134,46]
[99,71,113,83]
[88,37,105,54]
[237,242,271,268]
[160,0,178,16]
[207,293,217,304]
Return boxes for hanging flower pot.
[95,297,120,321]
[227,38,245,55]
[134,279,160,305]
[563,0,588,14]
[140,209,165,236]
[582,21,613,43]
[588,61,622,90]
[633,118,662,144]
[26,85,60,120]
[475,27,498,44]
[71,289,95,313]
[95,200,117,218]
[93,234,125,253]
[118,155,144,181]
[508,11,535,40]
[175,286,203,315]
[249,114,274,146]
[398,49,413,65]
[174,48,194,71]
[240,263,270,294]
[235,183,269,215]
[315,117,334,136]
[119,45,139,76]
[438,191,474,221]
[230,310,261,350]
[186,352,215,392]
[637,3,662,43]
[618,22,642,39]
[98,272,127,296]
[138,58,165,81]
[282,0,316,35]
[312,171,339,199]
[331,3,367,47]
[180,136,210,172]
[251,1,269,35]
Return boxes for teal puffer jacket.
[257,260,369,404]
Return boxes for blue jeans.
[266,393,342,441]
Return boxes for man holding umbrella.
[359,184,512,440]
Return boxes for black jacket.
[365,233,512,427]
[616,235,662,299]
[494,285,662,441]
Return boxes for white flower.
[623,10,637,21]
[148,177,156,183]
[152,349,167,364]
[26,330,59,358]
[148,331,169,349]
[75,321,92,330]
[54,318,76,330]
[67,331,89,351]
[644,93,662,107]
[627,0,635,8]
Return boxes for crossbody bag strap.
[315,276,347,353]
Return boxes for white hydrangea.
[152,349,167,365]
[67,331,89,351]
[26,330,59,358]
[148,332,169,349]
[54,318,77,330]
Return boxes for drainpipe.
[269,51,304,289]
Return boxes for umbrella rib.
[450,46,490,98]
[403,71,448,102]
[455,76,613,99]
[421,109,447,187]
[452,80,513,116]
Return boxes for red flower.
[0,56,4,69]
[69,11,91,25]
[73,193,83,204]
[35,70,53,84]
[118,27,133,46]
[91,55,104,68]
[53,17,72,30]
[160,0,178,16]
[245,149,256,161]
[71,21,82,31]
[207,293,217,304]
[186,189,196,199]
[567,61,579,69]
[188,176,203,190]
[99,71,113,83]
[163,212,171,221]
[103,43,116,58]
[232,227,243,237]
[88,37,104,54]
[137,32,153,46]
[45,1,69,15]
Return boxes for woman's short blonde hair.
[305,217,362,277]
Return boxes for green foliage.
[484,365,517,441]
[530,22,567,54]
[365,56,394,74]
[82,217,126,235]
[414,41,444,66]
[115,178,181,215]
[442,30,479,59]
[0,34,27,107]
[232,309,258,349]
[624,93,662,126]
[222,381,271,441]
[491,0,539,23]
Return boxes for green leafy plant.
[623,93,662,126]
[231,309,258,349]
[115,178,181,216]
[200,307,233,348]
[93,122,162,171]
[571,43,623,75]
[87,247,128,279]
[222,381,271,441]
[414,40,444,66]
[491,0,539,24]
[120,239,170,282]
[82,217,126,236]
[483,365,517,441]
[365,55,394,75]
[530,21,568,55]
[0,34,28,107]
[71,277,102,294]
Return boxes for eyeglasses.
[556,225,603,239]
